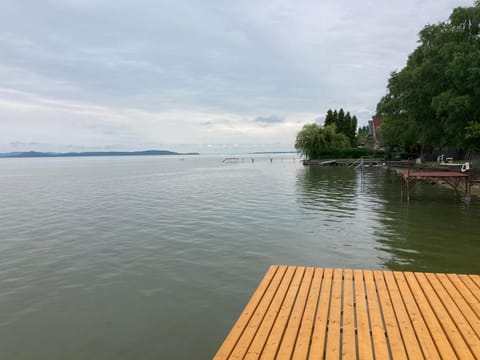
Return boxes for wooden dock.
[214,265,480,359]
[398,170,471,200]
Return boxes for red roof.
[372,116,383,129]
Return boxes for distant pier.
[222,156,296,163]
[302,159,385,167]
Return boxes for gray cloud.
[0,0,473,152]
[254,115,284,125]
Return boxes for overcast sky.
[0,0,473,153]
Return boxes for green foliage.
[357,126,370,145]
[295,123,350,160]
[313,148,385,160]
[325,109,335,126]
[323,108,358,145]
[377,2,480,152]
[465,121,480,150]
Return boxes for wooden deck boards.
[214,266,480,360]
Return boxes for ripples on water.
[0,156,479,359]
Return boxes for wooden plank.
[227,266,289,360]
[448,274,480,318]
[325,269,344,360]
[403,272,457,359]
[214,265,280,360]
[274,267,314,360]
[309,268,334,360]
[373,270,408,360]
[244,266,297,359]
[216,267,480,359]
[468,275,480,291]
[353,270,374,360]
[393,272,441,360]
[414,272,475,359]
[458,275,480,302]
[342,269,356,360]
[363,270,389,360]
[383,271,424,359]
[424,273,480,356]
[437,274,480,337]
[261,267,307,359]
[291,268,324,360]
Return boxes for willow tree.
[295,123,349,159]
[377,1,480,152]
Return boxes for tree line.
[324,109,357,145]
[296,2,480,159]
[377,1,480,154]
[295,108,362,159]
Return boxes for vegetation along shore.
[295,2,480,178]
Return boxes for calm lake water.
[1,155,479,359]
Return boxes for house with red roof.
[365,116,383,150]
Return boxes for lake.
[1,155,479,359]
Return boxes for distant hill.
[0,150,200,158]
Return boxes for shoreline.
[303,159,480,197]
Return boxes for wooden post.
[465,176,470,200]
[406,178,410,202]
[400,175,403,200]
[407,180,410,202]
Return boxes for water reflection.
[296,166,360,215]
[377,180,480,273]
[294,166,388,269]
[376,170,480,273]
[296,166,480,274]
[1,157,480,360]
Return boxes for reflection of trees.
[376,172,480,274]
[295,167,360,212]
[295,166,480,274]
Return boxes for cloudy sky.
[0,0,473,153]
